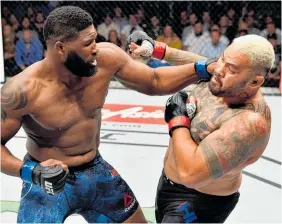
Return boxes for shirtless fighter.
[127,32,273,222]
[1,6,216,223]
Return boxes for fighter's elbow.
[148,71,171,96]
[148,70,162,95]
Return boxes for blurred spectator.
[264,62,281,87]
[34,11,45,48]
[156,23,183,49]
[200,29,227,58]
[108,29,122,48]
[3,25,21,76]
[1,17,7,28]
[246,15,261,35]
[210,23,230,46]
[35,12,45,31]
[227,6,237,27]
[15,29,43,71]
[202,11,211,32]
[3,25,16,54]
[113,7,128,31]
[121,14,143,38]
[176,10,189,37]
[97,13,120,40]
[16,16,38,40]
[183,20,209,54]
[26,6,35,23]
[236,22,249,37]
[219,14,237,42]
[260,22,281,44]
[2,6,11,19]
[147,15,162,40]
[247,8,260,28]
[182,12,198,42]
[268,33,281,57]
[9,14,20,32]
[220,14,229,33]
[180,10,189,28]
[135,8,147,31]
[1,0,281,85]
[264,15,274,26]
[247,8,255,17]
[48,1,60,12]
[263,33,281,87]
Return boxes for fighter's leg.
[17,182,70,223]
[79,206,146,223]
[79,155,147,223]
[123,206,146,223]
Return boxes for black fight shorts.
[155,170,240,223]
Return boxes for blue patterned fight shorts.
[17,151,139,223]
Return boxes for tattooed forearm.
[165,49,205,66]
[1,80,28,122]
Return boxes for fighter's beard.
[64,52,97,77]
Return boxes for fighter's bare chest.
[189,85,231,144]
[28,85,108,130]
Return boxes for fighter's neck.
[216,91,260,105]
[42,57,83,88]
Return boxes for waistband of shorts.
[162,170,239,198]
[23,151,102,172]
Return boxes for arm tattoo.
[166,50,205,66]
[243,101,271,130]
[1,80,28,122]
[200,118,264,179]
[200,141,224,179]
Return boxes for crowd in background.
[1,1,281,88]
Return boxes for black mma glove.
[126,31,167,60]
[165,91,197,137]
[194,58,218,80]
[20,161,69,195]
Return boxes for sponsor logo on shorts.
[124,193,136,212]
[102,104,165,125]
[177,201,197,223]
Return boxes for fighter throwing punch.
[1,6,218,223]
[128,31,273,222]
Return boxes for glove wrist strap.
[20,161,38,184]
[194,59,210,79]
[152,41,167,60]
[168,116,190,137]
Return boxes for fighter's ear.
[251,75,264,87]
[54,41,65,55]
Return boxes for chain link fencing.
[1,1,281,94]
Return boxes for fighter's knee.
[123,206,147,223]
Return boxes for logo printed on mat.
[102,104,165,125]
